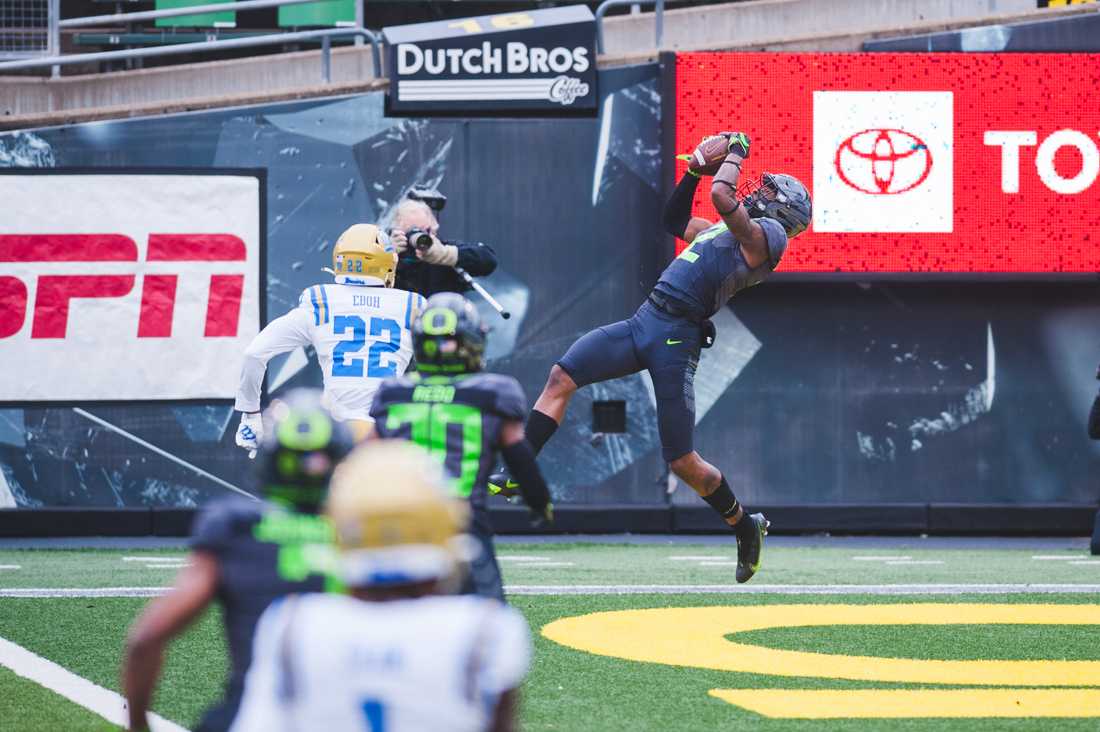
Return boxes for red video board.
[676,53,1100,273]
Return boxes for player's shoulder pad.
[297,284,332,325]
[368,374,419,416]
[464,372,526,420]
[758,217,789,270]
[190,496,264,554]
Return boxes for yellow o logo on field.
[541,603,1100,718]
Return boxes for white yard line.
[0,635,188,732]
[698,561,739,567]
[1031,555,1085,561]
[0,587,170,598]
[516,562,575,568]
[5,584,1100,598]
[505,583,1100,595]
[122,557,183,562]
[885,560,945,565]
[852,556,912,561]
[0,565,20,570]
[496,556,552,562]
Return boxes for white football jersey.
[229,593,531,732]
[235,283,422,422]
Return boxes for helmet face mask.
[738,172,812,239]
[413,294,487,375]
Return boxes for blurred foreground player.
[229,441,531,732]
[493,133,810,583]
[123,390,351,732]
[234,223,422,447]
[370,293,552,601]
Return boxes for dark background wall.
[1,58,1097,521]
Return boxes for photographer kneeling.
[389,199,498,297]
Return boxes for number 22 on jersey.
[331,315,401,378]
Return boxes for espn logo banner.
[0,171,263,401]
[676,53,1100,273]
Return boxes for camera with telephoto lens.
[406,227,433,252]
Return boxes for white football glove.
[235,411,263,459]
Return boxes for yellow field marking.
[708,689,1100,719]
[541,604,1100,686]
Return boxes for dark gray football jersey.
[190,498,331,697]
[370,372,526,522]
[653,217,788,318]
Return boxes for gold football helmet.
[330,223,397,287]
[325,441,469,587]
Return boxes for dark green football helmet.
[741,172,812,239]
[257,388,353,513]
[413,293,487,374]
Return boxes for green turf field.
[1,541,1099,730]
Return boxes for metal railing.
[595,0,666,53]
[58,0,354,28]
[0,0,50,59]
[0,26,382,81]
[0,0,375,79]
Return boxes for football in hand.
[688,134,733,176]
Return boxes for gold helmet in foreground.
[325,441,469,587]
[330,223,397,287]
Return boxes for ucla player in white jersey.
[234,224,423,447]
[229,441,531,732]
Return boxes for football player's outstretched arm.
[235,306,314,415]
[663,169,713,244]
[122,552,219,731]
[499,419,553,524]
[709,133,770,269]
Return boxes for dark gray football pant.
[461,519,505,603]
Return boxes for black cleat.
[735,513,769,583]
[488,472,521,498]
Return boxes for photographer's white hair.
[385,199,436,231]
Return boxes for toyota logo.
[834,128,932,195]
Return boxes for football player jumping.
[234,224,423,449]
[493,133,811,583]
[229,441,531,732]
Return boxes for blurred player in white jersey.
[234,224,424,446]
[229,441,531,732]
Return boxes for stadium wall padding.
[1,59,1098,534]
[862,11,1100,52]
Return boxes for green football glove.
[726,131,751,159]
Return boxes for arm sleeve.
[233,300,314,413]
[663,172,702,238]
[501,439,551,517]
[478,604,533,695]
[451,240,498,277]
